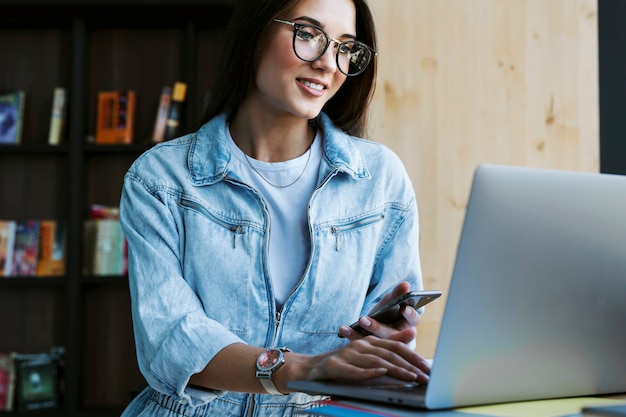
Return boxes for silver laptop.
[288,164,626,410]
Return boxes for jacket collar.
[188,112,370,186]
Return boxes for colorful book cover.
[0,220,17,276]
[0,90,25,145]
[0,352,17,411]
[48,87,67,145]
[36,220,67,277]
[11,220,40,276]
[95,90,135,144]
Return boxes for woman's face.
[251,0,356,120]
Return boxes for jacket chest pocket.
[178,197,264,335]
[297,211,386,335]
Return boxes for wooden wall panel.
[367,0,599,358]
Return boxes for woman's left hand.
[338,281,421,343]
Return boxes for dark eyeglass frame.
[273,18,376,76]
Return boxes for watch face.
[257,349,281,371]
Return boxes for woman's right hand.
[299,335,431,385]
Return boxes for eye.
[295,25,319,42]
[337,41,356,55]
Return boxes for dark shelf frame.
[0,2,234,415]
[598,0,626,175]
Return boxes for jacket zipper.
[179,198,245,248]
[273,170,338,314]
[330,212,385,251]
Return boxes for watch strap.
[257,375,284,396]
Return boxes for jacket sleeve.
[364,188,423,352]
[119,172,244,406]
[368,199,423,304]
[359,150,425,331]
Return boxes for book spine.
[48,87,67,146]
[0,352,16,411]
[0,91,25,145]
[11,220,40,277]
[83,216,125,276]
[152,86,172,143]
[0,221,16,277]
[36,220,66,277]
[92,219,125,276]
[95,91,136,144]
[163,82,187,141]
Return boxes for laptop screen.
[425,164,626,408]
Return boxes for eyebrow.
[291,15,357,39]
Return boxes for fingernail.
[340,326,352,337]
[360,317,372,327]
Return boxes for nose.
[312,41,339,73]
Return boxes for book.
[163,81,187,141]
[83,219,125,275]
[47,87,67,145]
[294,400,405,417]
[36,220,67,277]
[0,90,25,145]
[583,403,626,417]
[95,90,136,144]
[0,352,17,411]
[11,220,40,276]
[14,352,60,412]
[89,203,120,220]
[0,220,16,277]
[151,85,172,143]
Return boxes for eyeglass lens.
[293,24,373,76]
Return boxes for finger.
[356,314,417,341]
[338,325,363,341]
[323,362,388,382]
[376,281,411,307]
[401,306,421,327]
[353,339,426,382]
[309,346,390,381]
[387,327,416,344]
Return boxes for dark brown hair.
[199,0,378,137]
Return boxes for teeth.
[302,80,324,91]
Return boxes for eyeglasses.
[274,19,376,76]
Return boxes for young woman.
[119,0,430,415]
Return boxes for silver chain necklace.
[243,146,312,188]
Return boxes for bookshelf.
[0,1,234,415]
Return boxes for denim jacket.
[119,112,423,417]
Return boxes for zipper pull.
[331,227,340,251]
[231,225,242,249]
[273,310,283,340]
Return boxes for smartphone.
[343,290,442,336]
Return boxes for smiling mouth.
[300,80,325,91]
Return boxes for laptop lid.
[425,164,626,408]
[288,164,626,410]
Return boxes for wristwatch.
[255,347,291,395]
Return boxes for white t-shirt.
[227,129,323,306]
